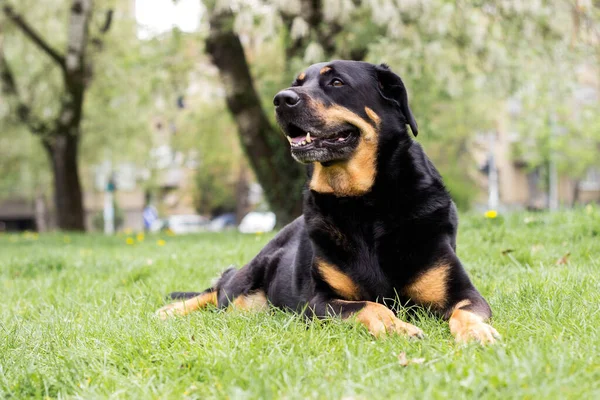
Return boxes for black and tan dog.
[157,60,500,344]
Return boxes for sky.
[135,0,202,39]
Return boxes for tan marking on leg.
[364,107,381,126]
[317,259,360,300]
[449,305,500,345]
[308,103,379,196]
[297,72,306,81]
[352,301,423,338]
[156,291,217,320]
[232,290,268,311]
[452,299,472,311]
[403,264,450,309]
[319,66,331,75]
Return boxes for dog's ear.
[375,64,418,136]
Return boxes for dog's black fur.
[160,61,498,343]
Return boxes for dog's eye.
[330,79,344,87]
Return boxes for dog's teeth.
[301,141,306,145]
[306,132,312,143]
[338,137,344,141]
[287,136,293,144]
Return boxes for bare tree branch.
[2,5,66,69]
[0,48,50,135]
[91,9,114,51]
[100,9,113,33]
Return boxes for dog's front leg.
[308,296,424,338]
[417,244,500,345]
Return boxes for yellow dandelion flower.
[157,239,166,246]
[124,228,133,235]
[484,210,498,219]
[126,237,135,245]
[136,233,145,242]
[63,236,71,244]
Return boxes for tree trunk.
[205,7,304,225]
[2,0,95,232]
[44,134,85,231]
[235,164,253,224]
[572,179,581,207]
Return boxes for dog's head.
[274,60,418,165]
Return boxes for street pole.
[488,132,499,211]
[104,174,116,235]
[548,116,559,210]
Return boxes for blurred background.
[0,0,599,233]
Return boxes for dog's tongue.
[290,136,304,144]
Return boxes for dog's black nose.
[273,90,300,108]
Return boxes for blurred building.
[470,130,600,210]
[470,64,600,210]
[0,199,35,231]
[84,144,199,232]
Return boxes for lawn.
[1,208,599,399]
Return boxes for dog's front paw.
[453,321,500,345]
[356,302,424,339]
[450,309,500,345]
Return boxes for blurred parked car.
[208,213,237,232]
[150,214,209,234]
[238,211,276,234]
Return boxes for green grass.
[1,208,600,399]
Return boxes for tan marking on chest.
[309,104,379,196]
[317,259,360,300]
[402,263,450,309]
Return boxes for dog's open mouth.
[285,123,359,151]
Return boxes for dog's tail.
[168,287,216,301]
[168,290,207,300]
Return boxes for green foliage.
[441,167,477,211]
[194,161,237,216]
[0,123,51,199]
[1,209,600,398]
[2,0,599,215]
[173,97,245,216]
[1,0,214,200]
